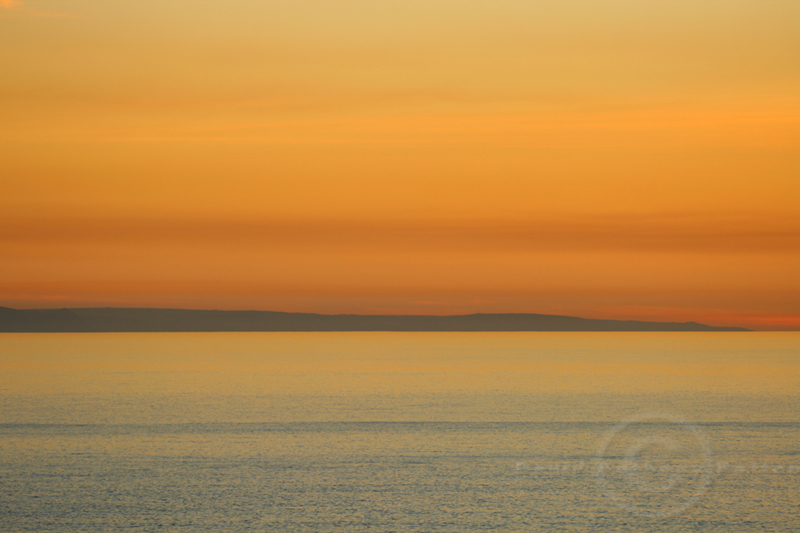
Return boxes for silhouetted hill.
[0,307,749,332]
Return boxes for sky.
[1,1,798,329]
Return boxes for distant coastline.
[0,307,749,332]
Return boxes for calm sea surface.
[1,332,798,532]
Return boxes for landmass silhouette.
[0,307,749,332]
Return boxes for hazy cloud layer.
[1,215,798,253]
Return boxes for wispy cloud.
[0,0,80,17]
[1,214,797,253]
[28,11,81,18]
[0,9,81,18]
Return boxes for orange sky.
[1,1,798,329]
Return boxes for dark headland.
[0,307,749,332]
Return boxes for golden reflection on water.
[0,332,797,425]
[1,332,798,394]
[1,333,799,531]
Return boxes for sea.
[1,332,798,532]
